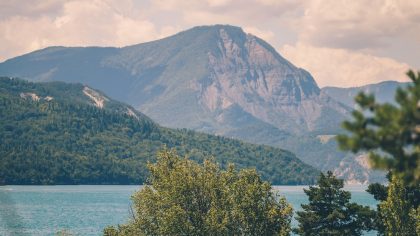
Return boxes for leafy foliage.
[0,77,319,184]
[337,70,420,186]
[294,171,375,236]
[104,149,293,236]
[413,207,420,236]
[367,173,420,235]
[379,175,417,235]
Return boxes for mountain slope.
[322,81,408,108]
[0,25,349,135]
[1,25,379,182]
[0,77,319,185]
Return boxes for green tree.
[379,175,417,235]
[294,171,375,236]
[104,149,293,236]
[366,173,420,235]
[337,70,420,234]
[413,207,420,235]
[337,70,420,186]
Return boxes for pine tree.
[294,171,375,236]
[337,70,420,234]
[337,70,420,186]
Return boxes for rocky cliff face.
[0,25,383,183]
[201,28,325,134]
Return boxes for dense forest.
[0,77,319,185]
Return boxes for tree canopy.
[104,149,293,236]
[379,175,418,235]
[294,171,375,236]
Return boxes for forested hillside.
[0,77,319,185]
[0,25,374,183]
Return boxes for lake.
[0,185,377,236]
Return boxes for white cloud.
[243,27,275,42]
[299,0,420,50]
[0,0,65,19]
[0,0,302,62]
[207,0,231,7]
[0,0,418,87]
[281,43,411,88]
[0,0,167,61]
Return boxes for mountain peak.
[190,24,244,32]
[0,24,329,134]
[0,25,379,184]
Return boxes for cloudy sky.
[1,0,419,87]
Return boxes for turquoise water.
[0,185,377,236]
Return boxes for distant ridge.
[322,80,409,108]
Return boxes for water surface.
[0,185,377,235]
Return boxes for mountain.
[0,77,319,185]
[322,81,408,108]
[0,25,350,135]
[318,81,410,184]
[0,25,378,183]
